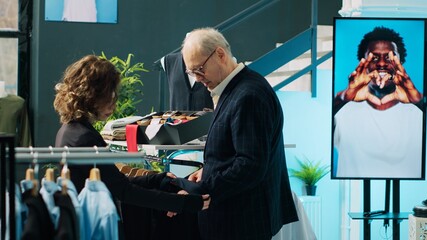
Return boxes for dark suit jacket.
[21,190,55,240]
[198,66,298,240]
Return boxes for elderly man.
[179,27,298,240]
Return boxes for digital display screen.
[331,17,426,180]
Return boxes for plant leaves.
[93,53,148,132]
[289,156,330,186]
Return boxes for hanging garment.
[78,179,119,240]
[53,191,79,240]
[39,178,61,229]
[57,177,86,240]
[0,95,32,146]
[150,176,201,240]
[3,184,24,239]
[150,210,201,240]
[119,203,153,240]
[20,186,55,240]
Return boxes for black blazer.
[55,120,202,213]
[198,66,298,240]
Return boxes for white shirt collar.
[210,62,245,108]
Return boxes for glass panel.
[0,38,18,95]
[0,0,18,29]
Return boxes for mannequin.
[0,82,32,146]
[161,52,213,111]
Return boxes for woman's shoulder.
[56,120,106,147]
[60,120,94,135]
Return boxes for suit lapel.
[206,67,247,137]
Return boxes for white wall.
[278,70,342,240]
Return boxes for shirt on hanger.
[39,178,61,229]
[78,179,119,240]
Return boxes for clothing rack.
[1,144,191,240]
[15,151,150,165]
[1,134,16,240]
[14,146,202,168]
[14,146,110,153]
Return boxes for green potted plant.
[93,53,165,171]
[289,156,329,196]
[93,52,148,132]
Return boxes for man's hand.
[342,53,376,102]
[188,168,203,182]
[166,172,177,179]
[336,53,382,108]
[337,51,422,109]
[381,54,422,105]
[202,194,210,210]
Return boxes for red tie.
[125,124,139,152]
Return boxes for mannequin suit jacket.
[198,66,298,240]
[164,52,213,111]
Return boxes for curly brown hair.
[54,55,121,124]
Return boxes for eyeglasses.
[185,49,216,77]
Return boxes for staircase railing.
[248,0,332,97]
[153,0,280,110]
[153,0,280,65]
[154,0,332,110]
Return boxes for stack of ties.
[115,162,159,177]
[136,110,206,126]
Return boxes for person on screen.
[62,0,97,22]
[333,26,423,178]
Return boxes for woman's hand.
[166,190,189,218]
[166,191,210,217]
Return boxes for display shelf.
[106,140,296,155]
[349,212,411,221]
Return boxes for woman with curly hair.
[53,55,209,239]
[54,55,120,126]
